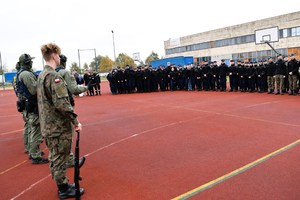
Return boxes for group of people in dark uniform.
[106,54,300,95]
[76,69,101,96]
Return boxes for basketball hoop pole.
[264,41,280,55]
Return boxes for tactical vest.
[15,69,32,99]
[15,69,38,113]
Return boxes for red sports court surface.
[0,82,299,200]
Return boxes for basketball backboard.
[133,52,140,61]
[255,27,279,44]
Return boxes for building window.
[291,27,300,36]
[291,28,297,36]
[283,29,288,37]
[279,29,283,38]
[297,27,300,36]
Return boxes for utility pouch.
[16,99,25,112]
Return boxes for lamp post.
[0,51,4,90]
[111,30,116,61]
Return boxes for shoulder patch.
[55,78,61,83]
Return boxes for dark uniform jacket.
[287,59,299,75]
[266,62,275,76]
[274,59,286,75]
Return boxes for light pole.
[0,51,4,90]
[111,30,116,61]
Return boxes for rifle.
[74,130,86,200]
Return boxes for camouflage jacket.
[37,65,79,137]
[56,66,88,95]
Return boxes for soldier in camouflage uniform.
[274,54,286,95]
[17,54,48,164]
[37,43,84,199]
[287,53,299,95]
[266,57,275,94]
[55,54,88,168]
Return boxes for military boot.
[31,157,49,164]
[58,183,84,199]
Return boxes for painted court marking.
[0,129,23,136]
[0,160,27,175]
[172,139,300,200]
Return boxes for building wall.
[164,11,300,62]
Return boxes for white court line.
[0,129,23,136]
[10,174,51,200]
[0,114,20,118]
[8,120,188,199]
[181,107,300,128]
[7,98,299,199]
[0,160,27,175]
[84,121,183,157]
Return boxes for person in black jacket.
[107,69,117,94]
[194,65,203,91]
[247,62,256,92]
[266,57,275,94]
[238,61,247,92]
[274,54,286,95]
[202,61,211,91]
[287,53,299,95]
[256,60,267,93]
[211,62,219,91]
[228,60,238,92]
[83,70,92,96]
[218,59,228,91]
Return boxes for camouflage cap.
[19,54,35,64]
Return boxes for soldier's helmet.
[19,54,35,65]
[60,54,67,63]
[15,62,21,71]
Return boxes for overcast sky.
[0,0,299,71]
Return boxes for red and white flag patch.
[54,78,61,83]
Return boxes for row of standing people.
[107,54,300,95]
[76,69,101,96]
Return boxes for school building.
[164,11,300,65]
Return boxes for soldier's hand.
[289,72,292,75]
[75,123,82,132]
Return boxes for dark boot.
[31,157,49,164]
[58,183,84,199]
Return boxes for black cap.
[221,59,225,62]
[277,54,282,57]
[230,59,235,62]
[290,53,295,56]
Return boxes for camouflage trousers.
[22,111,30,152]
[45,133,72,185]
[288,75,298,91]
[26,112,43,158]
[274,75,285,92]
[267,76,274,90]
